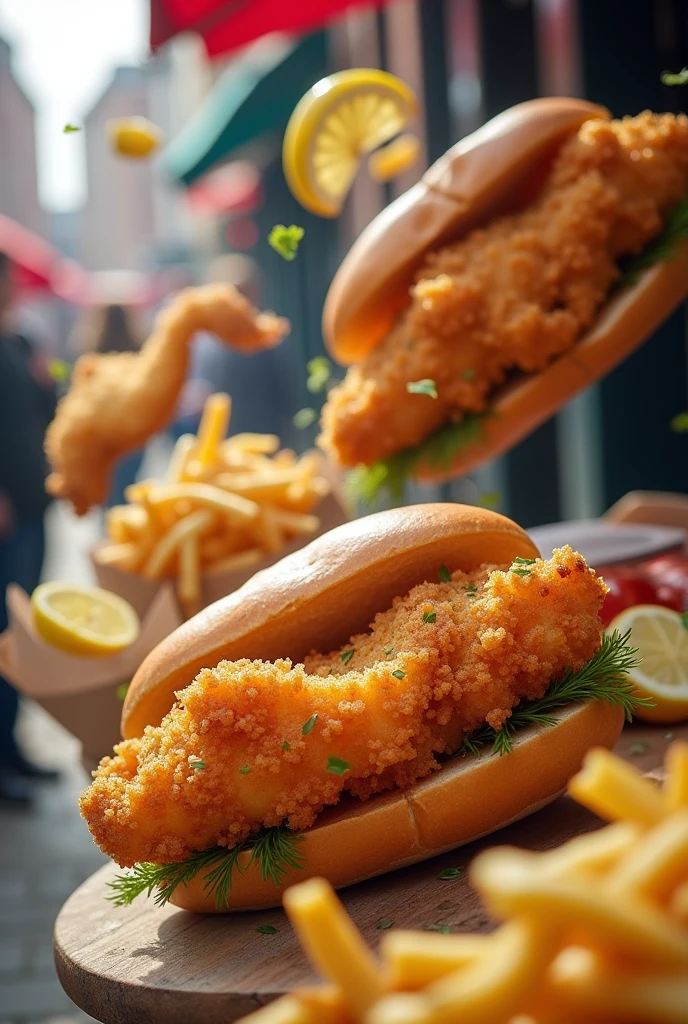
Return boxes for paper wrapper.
[91,456,350,620]
[0,584,183,765]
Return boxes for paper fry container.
[92,455,350,619]
[0,584,183,763]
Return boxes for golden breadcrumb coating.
[45,284,289,515]
[319,112,688,467]
[80,546,606,866]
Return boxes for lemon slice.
[108,117,163,159]
[32,582,140,658]
[283,69,418,217]
[608,605,688,723]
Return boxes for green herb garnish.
[108,826,303,910]
[438,867,462,880]
[422,610,437,623]
[326,756,350,776]
[479,491,501,509]
[425,923,453,933]
[302,713,318,736]
[513,557,536,565]
[460,630,646,757]
[392,669,406,680]
[384,645,394,655]
[618,195,688,288]
[189,760,206,771]
[511,567,531,578]
[464,583,477,597]
[345,411,491,507]
[63,124,81,133]
[439,564,452,583]
[407,379,438,399]
[306,356,332,394]
[268,224,304,261]
[115,682,129,703]
[630,743,650,756]
[239,766,251,775]
[376,918,394,930]
[671,412,688,433]
[661,67,688,86]
[282,741,291,751]
[257,924,278,934]
[48,359,71,382]
[340,648,355,666]
[293,408,317,429]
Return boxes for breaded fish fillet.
[80,546,606,866]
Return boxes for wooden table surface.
[54,723,684,1024]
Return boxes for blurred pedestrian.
[71,302,145,506]
[0,251,60,807]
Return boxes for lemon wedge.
[283,69,418,217]
[32,583,140,658]
[608,605,688,723]
[108,117,163,159]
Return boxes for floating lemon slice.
[32,582,140,658]
[108,116,164,159]
[608,605,688,723]
[283,69,418,217]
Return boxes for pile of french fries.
[241,742,688,1024]
[94,393,330,617]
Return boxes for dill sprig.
[107,826,303,910]
[618,194,688,288]
[346,411,489,507]
[459,629,648,758]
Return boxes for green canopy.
[163,32,328,186]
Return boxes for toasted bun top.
[122,504,539,739]
[323,97,608,365]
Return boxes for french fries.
[94,393,330,617]
[238,741,688,1024]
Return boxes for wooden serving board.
[54,724,684,1024]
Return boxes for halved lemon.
[108,117,163,159]
[283,69,418,217]
[32,582,140,658]
[608,605,688,723]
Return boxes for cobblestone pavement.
[1,442,172,1023]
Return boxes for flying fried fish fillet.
[319,111,688,467]
[79,546,606,866]
[45,284,289,514]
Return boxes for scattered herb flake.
[479,491,501,509]
[437,902,458,912]
[281,741,291,751]
[618,195,688,288]
[629,743,649,756]
[464,583,477,597]
[257,924,278,935]
[407,378,438,399]
[190,760,206,771]
[671,412,688,433]
[513,557,536,565]
[439,564,452,583]
[306,356,331,394]
[438,867,463,880]
[511,567,531,578]
[115,682,129,703]
[425,923,453,934]
[48,359,71,382]
[302,713,318,736]
[384,645,394,656]
[239,765,251,775]
[269,224,304,261]
[392,669,406,680]
[461,368,475,381]
[376,918,394,930]
[661,67,688,86]
[326,756,350,776]
[340,648,355,666]
[63,124,81,133]
[422,610,437,623]
[681,611,688,632]
[293,407,317,429]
